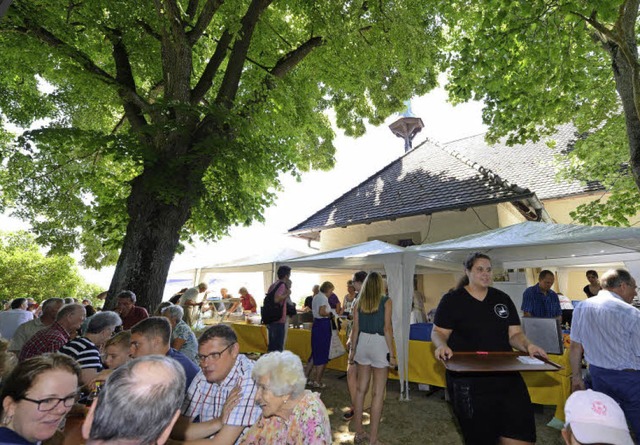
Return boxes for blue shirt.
[571,290,640,370]
[521,283,561,318]
[0,427,35,444]
[167,347,199,390]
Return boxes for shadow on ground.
[317,369,566,444]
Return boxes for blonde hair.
[358,272,385,314]
[105,330,131,350]
[319,281,334,294]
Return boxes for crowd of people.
[0,258,638,444]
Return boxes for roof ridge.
[438,144,532,195]
[441,132,487,145]
[288,139,442,232]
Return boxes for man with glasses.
[570,268,640,440]
[171,324,261,445]
[129,317,199,390]
[59,311,122,386]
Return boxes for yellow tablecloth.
[228,321,570,420]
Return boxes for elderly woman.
[0,353,80,444]
[229,287,258,313]
[161,305,198,362]
[239,351,331,444]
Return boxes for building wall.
[543,193,640,225]
[422,272,460,311]
[319,205,500,251]
[497,202,527,226]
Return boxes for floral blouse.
[239,390,331,445]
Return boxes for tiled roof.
[442,124,603,200]
[289,139,534,234]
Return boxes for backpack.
[261,281,285,324]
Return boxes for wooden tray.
[443,351,562,373]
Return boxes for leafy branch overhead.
[442,0,640,225]
[0,1,443,309]
[0,0,443,271]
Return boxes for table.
[227,321,571,420]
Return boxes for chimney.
[388,100,424,152]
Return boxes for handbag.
[286,301,297,317]
[328,329,346,360]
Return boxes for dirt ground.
[317,369,565,445]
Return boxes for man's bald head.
[84,355,185,445]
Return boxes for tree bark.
[603,38,640,191]
[104,150,210,313]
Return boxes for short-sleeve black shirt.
[434,286,520,352]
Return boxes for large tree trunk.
[608,43,640,188]
[601,3,640,190]
[104,153,207,313]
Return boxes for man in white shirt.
[180,282,208,327]
[570,269,640,440]
[0,298,34,340]
[171,324,261,445]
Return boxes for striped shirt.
[182,354,261,443]
[59,337,103,371]
[571,290,640,370]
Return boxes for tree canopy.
[0,231,102,303]
[442,0,640,226]
[0,0,444,310]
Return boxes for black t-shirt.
[434,286,520,352]
[304,295,313,310]
[583,284,597,298]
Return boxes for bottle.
[87,380,104,404]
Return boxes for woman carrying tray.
[431,252,547,445]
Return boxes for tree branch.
[191,29,232,104]
[107,29,149,131]
[270,35,323,78]
[136,19,162,41]
[570,10,619,46]
[186,0,199,20]
[215,0,273,109]
[156,0,185,37]
[266,21,292,48]
[187,0,224,46]
[14,19,150,113]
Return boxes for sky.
[1,83,488,291]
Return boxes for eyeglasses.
[22,393,80,412]
[196,342,235,363]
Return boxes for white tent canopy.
[407,221,640,270]
[172,246,315,293]
[282,223,640,400]
[198,247,314,274]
